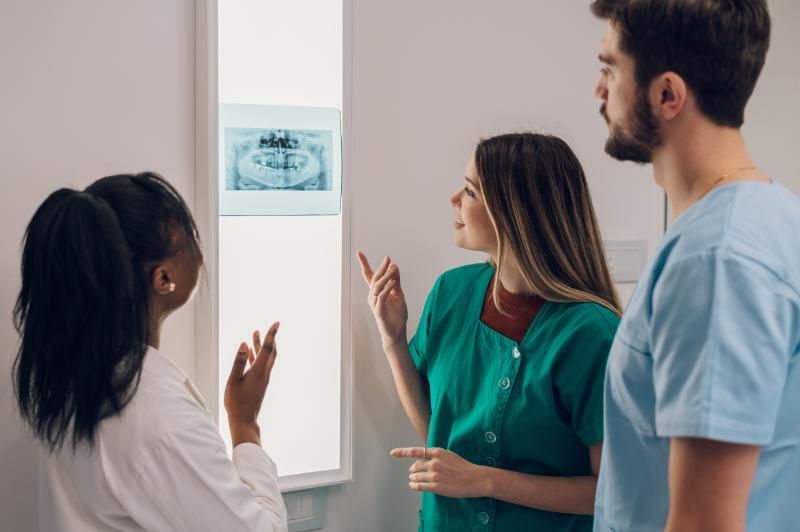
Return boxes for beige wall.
[328,2,660,530]
[0,1,796,531]
[0,1,196,530]
[746,0,800,195]
[326,1,799,530]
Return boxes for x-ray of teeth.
[226,128,333,191]
[219,104,342,216]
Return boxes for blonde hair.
[475,133,622,316]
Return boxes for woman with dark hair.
[13,172,287,531]
[358,133,620,531]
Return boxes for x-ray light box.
[195,0,351,493]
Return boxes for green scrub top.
[409,263,619,532]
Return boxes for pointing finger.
[390,447,427,459]
[356,251,374,285]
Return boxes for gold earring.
[168,282,176,293]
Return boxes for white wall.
[0,1,196,530]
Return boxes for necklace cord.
[698,165,757,200]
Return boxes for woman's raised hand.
[356,252,409,352]
[224,322,280,447]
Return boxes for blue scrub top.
[595,182,800,532]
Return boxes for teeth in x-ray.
[234,129,326,189]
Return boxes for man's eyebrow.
[598,53,616,66]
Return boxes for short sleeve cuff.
[656,417,774,446]
[576,417,604,447]
[408,339,425,373]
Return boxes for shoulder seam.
[585,304,620,338]
[660,247,799,302]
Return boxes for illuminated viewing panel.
[211,0,350,491]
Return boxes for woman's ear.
[151,265,177,296]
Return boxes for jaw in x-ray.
[228,129,332,191]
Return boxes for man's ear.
[151,265,176,296]
[651,72,688,121]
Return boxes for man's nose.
[594,75,608,100]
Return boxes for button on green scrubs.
[409,264,619,532]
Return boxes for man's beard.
[601,88,662,164]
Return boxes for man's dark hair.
[591,0,771,128]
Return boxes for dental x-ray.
[225,128,333,192]
[219,104,342,216]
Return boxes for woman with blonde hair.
[358,132,620,531]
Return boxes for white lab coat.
[39,347,288,532]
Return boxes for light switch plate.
[284,488,326,531]
[604,240,648,283]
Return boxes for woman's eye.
[464,186,475,198]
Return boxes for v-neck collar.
[472,264,552,346]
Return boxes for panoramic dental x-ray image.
[226,128,333,191]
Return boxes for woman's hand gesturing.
[391,447,490,499]
[224,322,280,447]
[356,252,409,352]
